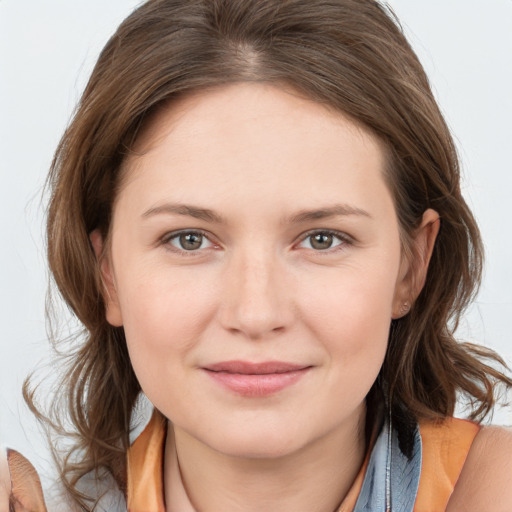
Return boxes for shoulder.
[447,425,512,511]
[0,446,47,512]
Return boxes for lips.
[204,360,309,374]
[202,360,311,397]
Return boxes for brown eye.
[166,231,213,252]
[298,230,347,251]
[310,233,334,250]
[179,232,203,250]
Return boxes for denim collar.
[353,417,422,512]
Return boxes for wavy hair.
[25,0,511,508]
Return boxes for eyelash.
[160,229,353,256]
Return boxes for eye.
[164,230,214,252]
[298,230,348,251]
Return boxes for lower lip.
[203,368,311,397]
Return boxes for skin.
[0,447,10,511]
[93,82,442,511]
[0,448,47,512]
[447,425,512,511]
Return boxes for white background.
[1,0,511,484]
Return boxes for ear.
[90,229,124,327]
[392,209,440,319]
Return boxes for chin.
[217,437,302,460]
[203,419,313,460]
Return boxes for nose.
[219,249,294,340]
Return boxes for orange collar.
[127,410,167,512]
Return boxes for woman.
[19,0,512,510]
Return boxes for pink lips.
[202,361,311,397]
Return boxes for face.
[97,83,427,459]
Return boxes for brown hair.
[25,0,511,508]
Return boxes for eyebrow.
[287,204,372,223]
[142,203,225,223]
[142,202,371,224]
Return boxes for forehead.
[130,82,379,157]
[117,83,393,219]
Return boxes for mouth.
[202,360,312,397]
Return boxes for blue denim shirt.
[353,419,422,512]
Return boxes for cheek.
[298,262,397,378]
[116,265,218,378]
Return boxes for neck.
[164,405,367,512]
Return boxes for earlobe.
[89,230,123,327]
[392,209,440,319]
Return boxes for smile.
[202,361,312,397]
